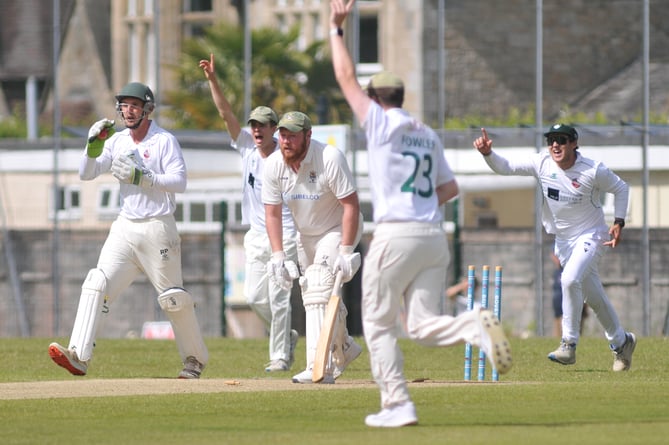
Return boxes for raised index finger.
[481,128,489,141]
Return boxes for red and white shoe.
[48,342,88,376]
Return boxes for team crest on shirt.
[571,178,581,188]
[308,171,317,183]
[143,149,150,160]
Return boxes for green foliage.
[1,337,668,444]
[444,104,669,129]
[165,23,352,129]
[0,111,28,138]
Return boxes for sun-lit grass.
[1,336,668,444]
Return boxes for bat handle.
[333,270,344,293]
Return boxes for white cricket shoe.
[178,356,204,379]
[265,359,289,372]
[48,342,88,376]
[612,332,636,372]
[291,368,334,384]
[333,337,362,379]
[548,339,577,365]
[477,309,513,374]
[365,401,418,428]
[288,329,299,368]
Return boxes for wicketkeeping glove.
[268,251,300,291]
[111,152,155,188]
[86,118,116,158]
[333,245,361,283]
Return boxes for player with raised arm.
[199,54,299,372]
[48,82,209,379]
[473,124,635,371]
[329,0,512,428]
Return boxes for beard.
[281,137,308,164]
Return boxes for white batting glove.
[111,153,155,188]
[268,251,299,291]
[334,245,361,283]
[86,118,115,158]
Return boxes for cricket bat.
[312,270,344,383]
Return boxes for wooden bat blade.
[312,271,343,383]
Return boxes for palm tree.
[164,23,352,129]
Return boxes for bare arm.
[436,179,459,206]
[329,0,371,124]
[265,203,284,253]
[338,191,360,247]
[199,53,242,140]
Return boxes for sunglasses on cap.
[546,135,570,145]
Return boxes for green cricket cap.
[247,106,278,125]
[278,111,312,132]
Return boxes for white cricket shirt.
[233,131,296,236]
[483,150,629,240]
[262,139,356,237]
[79,121,186,219]
[363,105,455,223]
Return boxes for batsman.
[262,111,363,384]
[48,82,209,379]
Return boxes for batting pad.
[301,264,334,306]
[304,303,329,370]
[69,268,107,362]
[157,288,209,365]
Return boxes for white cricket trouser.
[556,234,626,348]
[362,222,483,409]
[97,215,184,301]
[244,227,298,362]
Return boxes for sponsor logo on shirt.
[289,193,320,200]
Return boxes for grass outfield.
[1,336,668,444]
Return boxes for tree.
[164,23,352,129]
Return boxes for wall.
[2,227,667,340]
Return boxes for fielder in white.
[48,82,209,379]
[262,111,363,384]
[199,54,299,372]
[473,124,636,371]
[330,0,512,428]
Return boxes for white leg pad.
[157,288,209,366]
[69,268,107,362]
[304,303,328,370]
[300,264,334,306]
[332,304,349,367]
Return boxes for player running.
[48,82,209,379]
[329,0,512,428]
[473,124,636,371]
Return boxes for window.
[184,0,212,12]
[359,16,378,63]
[97,186,121,220]
[50,185,81,221]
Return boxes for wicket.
[463,265,503,382]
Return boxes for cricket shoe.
[477,309,513,374]
[178,356,204,379]
[612,332,636,372]
[265,359,289,372]
[291,368,334,384]
[333,337,362,379]
[365,401,418,428]
[288,329,299,369]
[547,339,576,365]
[48,342,88,376]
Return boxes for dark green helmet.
[115,82,155,105]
